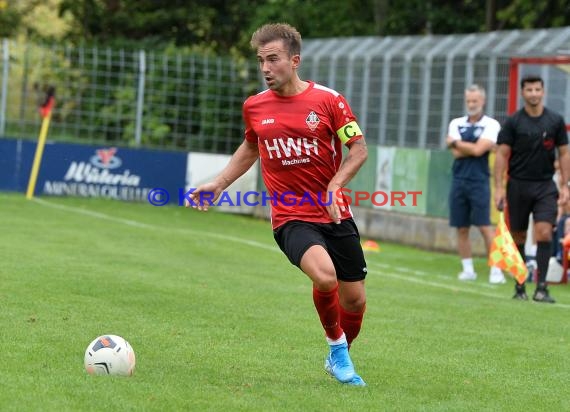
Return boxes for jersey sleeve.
[497,116,514,146]
[243,100,258,145]
[480,118,500,143]
[447,118,461,140]
[555,115,569,146]
[331,94,363,146]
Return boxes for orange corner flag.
[488,212,527,284]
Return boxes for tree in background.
[1,0,71,41]
[495,0,570,30]
[0,0,568,49]
[2,0,568,153]
[57,0,262,53]
[0,0,25,38]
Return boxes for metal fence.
[300,26,570,149]
[0,40,258,153]
[1,26,570,154]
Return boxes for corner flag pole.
[26,87,55,200]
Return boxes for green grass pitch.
[0,193,569,411]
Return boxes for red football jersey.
[243,81,364,229]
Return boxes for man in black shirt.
[494,74,570,303]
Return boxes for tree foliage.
[495,0,570,30]
[2,0,567,52]
[3,0,569,153]
[0,2,21,38]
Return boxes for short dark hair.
[250,23,302,56]
[520,75,544,89]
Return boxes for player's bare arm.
[327,138,368,223]
[493,143,511,210]
[187,140,259,211]
[557,144,570,205]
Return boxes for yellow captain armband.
[336,121,363,144]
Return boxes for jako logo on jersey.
[306,111,320,131]
[264,137,318,159]
[261,118,275,125]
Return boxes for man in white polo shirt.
[446,84,506,284]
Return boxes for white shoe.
[489,269,507,284]
[458,271,477,281]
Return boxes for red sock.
[312,284,343,341]
[340,304,365,348]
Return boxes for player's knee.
[341,295,366,312]
[312,272,338,291]
[535,228,553,241]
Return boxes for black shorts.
[506,178,558,231]
[273,218,368,282]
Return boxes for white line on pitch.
[34,198,570,309]
[32,197,280,252]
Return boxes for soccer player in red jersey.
[187,23,369,386]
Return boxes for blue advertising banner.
[0,138,187,202]
[0,138,36,192]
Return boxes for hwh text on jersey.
[264,137,318,159]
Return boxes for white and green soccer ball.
[84,335,136,376]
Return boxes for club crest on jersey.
[306,111,320,131]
